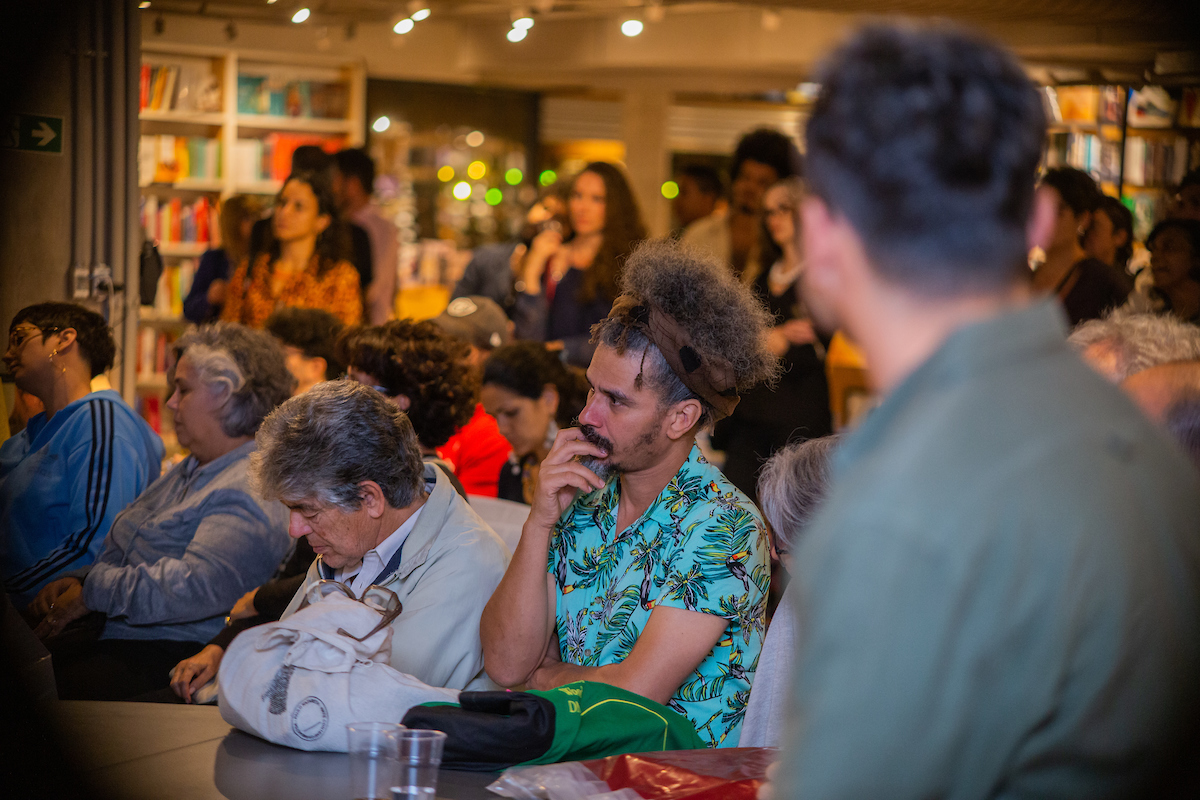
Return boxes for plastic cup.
[390,729,447,800]
[347,722,405,800]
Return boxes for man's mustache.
[579,424,613,457]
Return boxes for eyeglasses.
[300,579,403,642]
[764,205,795,218]
[7,326,55,351]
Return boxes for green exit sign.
[1,114,64,155]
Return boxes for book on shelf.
[1046,131,1120,183]
[1128,86,1177,129]
[236,74,349,120]
[136,326,183,378]
[1127,194,1166,242]
[1181,88,1200,128]
[1098,86,1125,126]
[1123,135,1190,188]
[140,59,221,113]
[139,134,221,185]
[142,261,196,319]
[141,196,213,248]
[234,133,346,183]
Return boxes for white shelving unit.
[136,43,366,453]
[140,42,366,200]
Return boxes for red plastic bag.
[581,747,778,800]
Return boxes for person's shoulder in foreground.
[775,20,1200,799]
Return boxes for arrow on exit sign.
[1,114,64,154]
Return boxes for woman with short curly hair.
[339,320,480,495]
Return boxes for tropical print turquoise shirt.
[547,444,770,747]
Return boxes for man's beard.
[577,422,664,483]
[577,424,618,481]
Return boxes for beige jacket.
[281,464,512,691]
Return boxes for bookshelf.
[136,42,366,447]
[1042,83,1200,241]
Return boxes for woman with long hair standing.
[221,170,362,328]
[513,162,647,367]
[713,178,832,498]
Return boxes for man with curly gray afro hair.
[482,239,780,748]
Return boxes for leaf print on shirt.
[592,585,642,655]
[662,472,706,526]
[718,591,763,647]
[570,544,621,593]
[695,507,759,591]
[663,562,710,611]
[561,607,590,664]
[627,530,664,610]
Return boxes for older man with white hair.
[1068,308,1200,382]
[170,380,511,703]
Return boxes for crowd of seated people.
[7,22,1200,796]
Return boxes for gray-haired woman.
[30,323,296,700]
[740,434,839,747]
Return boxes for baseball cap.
[433,296,511,351]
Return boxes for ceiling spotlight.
[411,8,431,21]
[761,9,782,32]
[621,19,643,37]
[138,1,151,8]
[394,18,415,33]
[512,16,534,30]
[465,130,485,147]
[267,0,278,4]
[507,26,528,42]
[372,116,392,133]
[291,7,310,23]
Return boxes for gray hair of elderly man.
[1068,309,1200,383]
[171,322,295,438]
[250,380,425,512]
[756,435,840,555]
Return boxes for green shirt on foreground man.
[781,302,1200,797]
[773,21,1200,799]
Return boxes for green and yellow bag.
[401,680,705,771]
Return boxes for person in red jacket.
[432,296,514,496]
